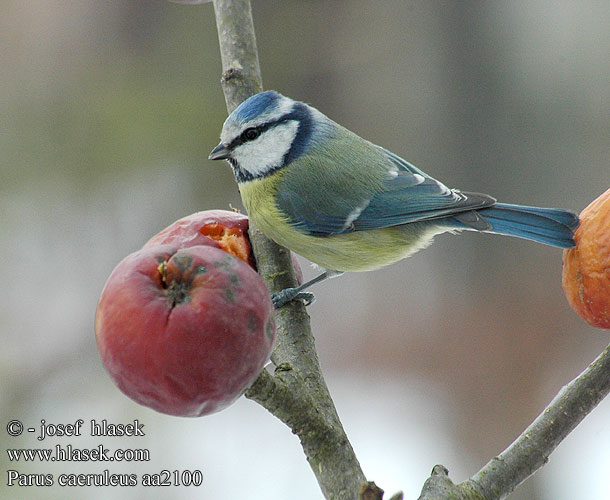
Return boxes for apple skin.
[144,209,304,284]
[144,210,253,267]
[95,244,275,417]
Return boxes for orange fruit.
[562,188,610,329]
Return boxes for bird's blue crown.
[231,90,284,125]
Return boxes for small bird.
[209,91,579,307]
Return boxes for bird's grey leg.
[272,269,344,309]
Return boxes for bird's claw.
[272,289,316,309]
[296,292,316,307]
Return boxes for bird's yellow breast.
[238,173,439,272]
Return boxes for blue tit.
[209,91,579,307]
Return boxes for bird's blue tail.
[476,203,579,248]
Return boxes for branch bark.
[418,342,610,500]
[200,3,610,500]
[211,1,368,499]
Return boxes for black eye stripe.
[229,124,270,149]
[227,113,299,151]
[243,128,259,140]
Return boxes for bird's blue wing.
[276,147,495,235]
[275,182,355,235]
[351,149,495,230]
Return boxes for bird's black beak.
[208,143,230,161]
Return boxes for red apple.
[144,210,303,284]
[144,210,254,267]
[95,244,275,417]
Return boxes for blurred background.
[2,1,609,499]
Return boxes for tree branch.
[418,342,610,500]
[210,1,368,498]
[196,3,610,499]
[212,0,262,111]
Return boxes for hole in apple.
[199,223,251,265]
[157,261,169,289]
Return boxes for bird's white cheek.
[234,121,299,176]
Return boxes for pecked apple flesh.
[144,209,303,283]
[144,210,254,267]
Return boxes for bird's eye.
[242,128,260,141]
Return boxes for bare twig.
[418,342,610,500]
[212,0,262,110]
[211,1,367,498]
